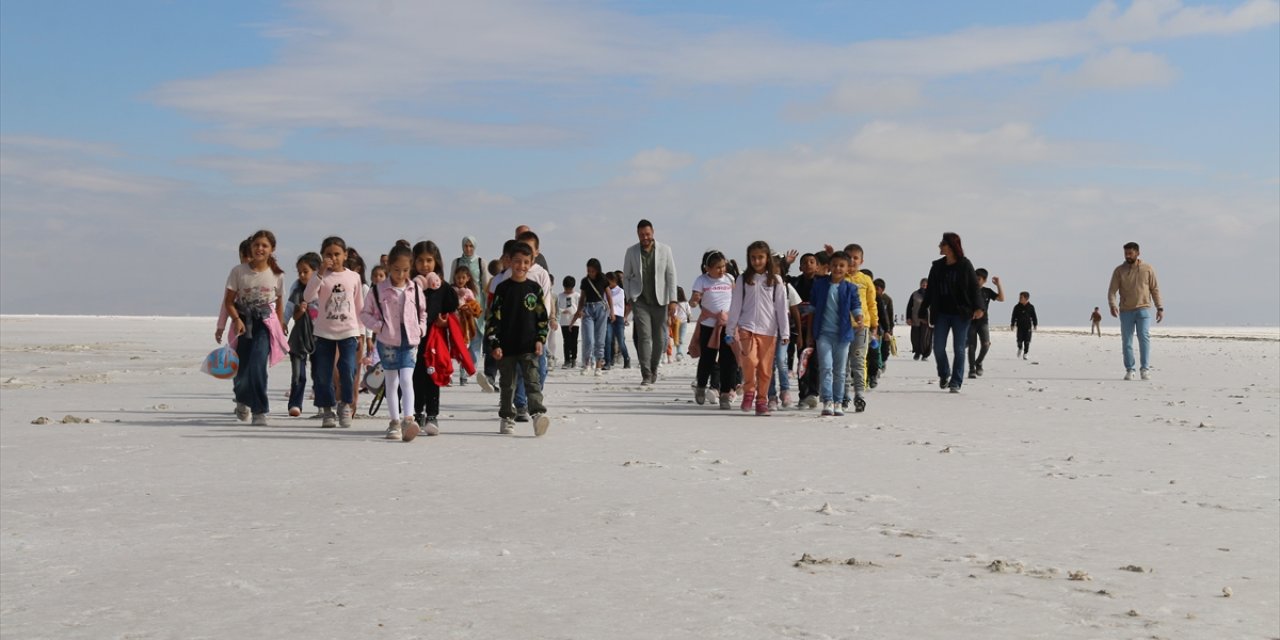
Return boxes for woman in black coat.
[922,232,982,392]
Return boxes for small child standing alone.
[360,244,427,442]
[1011,292,1039,359]
[485,242,552,436]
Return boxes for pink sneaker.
[755,399,770,416]
[740,391,756,412]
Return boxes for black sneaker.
[967,370,977,379]
[853,396,866,413]
[975,364,984,377]
[939,377,948,389]
[515,408,530,422]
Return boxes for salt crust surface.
[1,316,1277,639]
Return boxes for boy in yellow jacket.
[825,243,878,412]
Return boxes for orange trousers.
[735,330,777,398]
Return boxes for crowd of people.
[216,222,1163,439]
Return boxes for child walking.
[223,230,289,425]
[690,251,736,409]
[411,240,459,434]
[452,264,483,385]
[558,275,581,369]
[809,251,863,416]
[285,252,321,417]
[485,242,552,436]
[726,241,791,416]
[304,236,365,428]
[361,243,427,441]
[1011,292,1039,359]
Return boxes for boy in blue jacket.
[807,252,864,416]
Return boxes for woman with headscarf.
[922,232,982,393]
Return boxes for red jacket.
[423,314,476,386]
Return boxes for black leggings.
[413,339,440,417]
[696,326,738,393]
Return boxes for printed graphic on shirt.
[325,283,354,323]
[524,292,539,311]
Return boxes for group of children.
[218,229,1043,436]
[218,231,552,440]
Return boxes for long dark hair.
[249,229,284,275]
[743,240,779,286]
[941,232,965,260]
[412,240,445,279]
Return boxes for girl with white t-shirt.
[304,236,366,428]
[222,229,288,425]
[360,244,427,442]
[689,251,736,409]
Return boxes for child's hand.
[535,342,543,356]
[214,328,224,343]
[233,318,246,336]
[492,347,503,360]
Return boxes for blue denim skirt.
[377,342,416,371]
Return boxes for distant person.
[623,219,679,385]
[485,242,551,436]
[922,232,981,393]
[904,278,931,361]
[410,240,456,434]
[872,278,894,386]
[1107,241,1163,380]
[452,263,483,385]
[1090,307,1102,336]
[558,275,581,369]
[1010,292,1038,359]
[966,268,1005,378]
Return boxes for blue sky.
[2,0,1277,325]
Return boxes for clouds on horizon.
[1,0,1278,324]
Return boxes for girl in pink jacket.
[360,243,427,442]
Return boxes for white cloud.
[617,148,696,186]
[185,156,371,186]
[148,0,1279,146]
[1062,47,1178,88]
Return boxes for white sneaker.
[423,416,441,436]
[532,413,551,437]
[251,413,268,426]
[385,419,403,441]
[821,402,834,416]
[1140,368,1151,381]
[235,403,250,422]
[321,407,338,428]
[476,374,494,392]
[1124,370,1135,381]
[337,402,352,428]
[781,391,793,408]
[499,417,515,435]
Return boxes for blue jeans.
[580,302,608,367]
[767,336,790,399]
[606,316,630,367]
[1119,308,1153,371]
[287,353,308,411]
[932,313,972,389]
[515,352,548,410]
[817,333,851,405]
[312,336,357,408]
[234,317,272,415]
